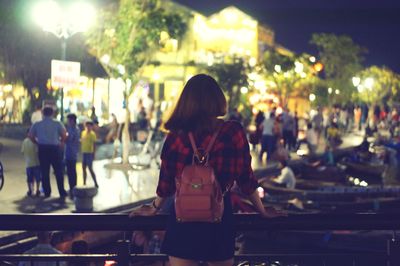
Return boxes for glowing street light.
[309,93,316,102]
[335,89,340,95]
[33,0,96,121]
[274,65,282,73]
[328,87,333,94]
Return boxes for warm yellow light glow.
[33,0,61,31]
[294,61,304,74]
[101,54,110,64]
[33,0,95,37]
[3,85,12,92]
[222,8,239,23]
[249,57,257,67]
[365,77,374,90]
[117,65,125,75]
[67,2,96,33]
[335,89,340,95]
[240,87,248,94]
[152,72,160,81]
[313,62,324,72]
[352,76,361,87]
[274,65,281,73]
[328,87,333,94]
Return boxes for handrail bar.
[1,213,400,231]
[0,253,388,261]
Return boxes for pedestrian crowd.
[248,102,400,165]
[22,106,99,200]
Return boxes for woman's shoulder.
[221,120,244,133]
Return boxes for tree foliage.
[355,66,400,104]
[86,0,188,96]
[261,50,317,106]
[207,57,250,112]
[85,0,188,164]
[0,0,57,106]
[310,33,366,102]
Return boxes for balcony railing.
[0,213,400,265]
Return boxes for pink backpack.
[175,130,224,223]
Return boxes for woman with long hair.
[131,74,284,266]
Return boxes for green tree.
[262,50,316,107]
[310,33,366,103]
[354,66,400,105]
[0,0,58,111]
[86,0,188,164]
[207,57,250,113]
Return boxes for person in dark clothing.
[65,114,80,198]
[29,107,67,199]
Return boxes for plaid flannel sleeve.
[232,124,258,195]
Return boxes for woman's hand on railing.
[260,206,288,218]
[129,204,158,217]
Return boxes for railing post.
[387,231,400,266]
[117,239,131,265]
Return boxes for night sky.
[175,0,400,73]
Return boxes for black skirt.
[161,194,235,261]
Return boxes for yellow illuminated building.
[62,4,301,125]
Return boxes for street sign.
[51,60,81,88]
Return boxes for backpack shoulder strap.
[188,124,222,164]
[204,127,221,154]
[188,132,200,158]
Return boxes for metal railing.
[0,213,400,265]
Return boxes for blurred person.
[90,106,99,125]
[281,109,296,151]
[228,107,243,124]
[69,240,93,266]
[65,114,80,198]
[19,231,66,266]
[81,121,98,187]
[259,112,276,163]
[130,74,285,266]
[31,104,43,124]
[311,108,324,141]
[306,123,318,155]
[354,105,362,131]
[29,107,67,199]
[327,122,342,148]
[21,129,41,197]
[105,113,119,143]
[272,160,296,189]
[272,138,290,162]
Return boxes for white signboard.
[51,60,81,88]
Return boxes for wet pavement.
[0,132,364,214]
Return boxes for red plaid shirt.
[156,121,258,197]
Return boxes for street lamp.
[33,0,95,121]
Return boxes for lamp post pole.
[60,37,67,121]
[33,0,95,122]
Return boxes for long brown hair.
[164,74,227,133]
